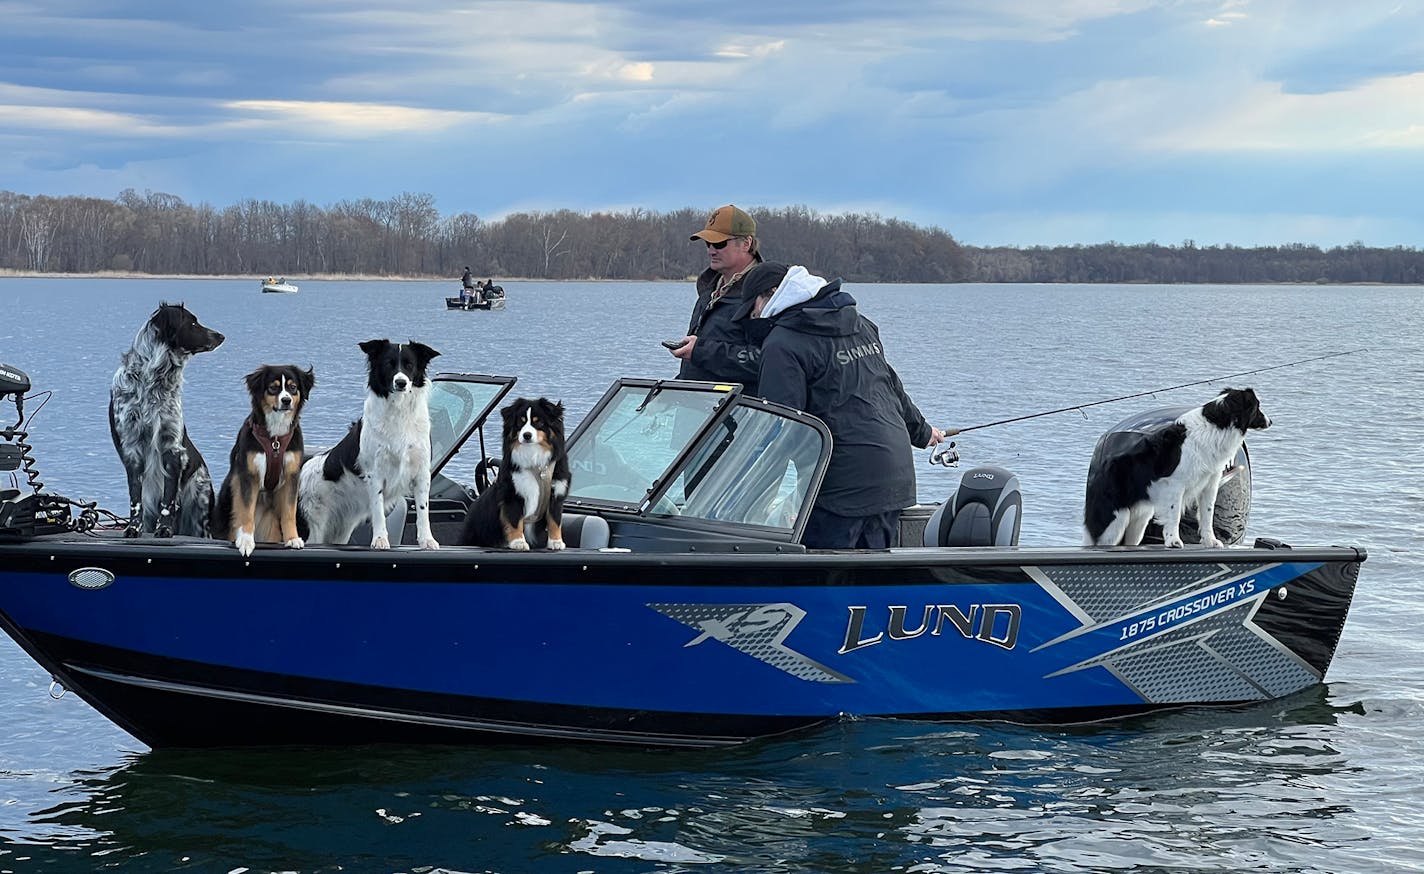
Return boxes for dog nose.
[394,376,409,390]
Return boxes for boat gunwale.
[0,534,1367,571]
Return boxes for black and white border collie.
[108,301,225,538]
[298,339,441,549]
[459,397,571,550]
[211,365,315,556]
[1084,387,1271,548]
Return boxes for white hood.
[761,265,827,319]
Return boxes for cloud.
[0,0,1421,248]
[1143,72,1424,153]
[225,99,504,136]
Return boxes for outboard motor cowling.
[1086,405,1253,546]
[923,465,1022,547]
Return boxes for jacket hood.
[767,277,853,335]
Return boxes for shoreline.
[0,270,679,282]
[0,270,1416,286]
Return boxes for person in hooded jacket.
[669,204,765,393]
[734,262,947,549]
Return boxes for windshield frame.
[426,373,517,475]
[563,378,833,542]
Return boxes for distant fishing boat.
[261,277,298,294]
[448,281,505,310]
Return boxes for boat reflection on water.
[13,686,1363,870]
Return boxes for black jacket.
[677,262,762,392]
[753,280,933,516]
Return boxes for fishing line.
[946,348,1365,436]
[927,348,1366,467]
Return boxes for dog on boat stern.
[298,339,441,549]
[108,301,225,538]
[211,364,315,556]
[458,397,571,550]
[1084,387,1270,548]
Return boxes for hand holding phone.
[661,339,687,350]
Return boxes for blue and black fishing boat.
[0,364,1363,748]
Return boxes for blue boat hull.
[0,535,1361,747]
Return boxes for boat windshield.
[566,382,828,531]
[426,375,516,472]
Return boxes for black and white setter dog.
[109,302,225,538]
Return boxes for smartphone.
[661,339,687,350]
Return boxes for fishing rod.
[928,348,1366,467]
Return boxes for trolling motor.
[0,362,32,474]
[0,363,102,539]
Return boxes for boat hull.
[0,536,1361,748]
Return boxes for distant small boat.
[261,278,298,294]
[447,283,506,310]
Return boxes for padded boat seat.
[561,513,610,549]
[922,465,1022,547]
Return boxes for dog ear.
[408,341,441,366]
[548,400,565,426]
[359,339,390,357]
[299,366,316,398]
[244,366,268,395]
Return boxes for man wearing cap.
[733,261,947,549]
[668,204,764,393]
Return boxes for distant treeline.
[2,189,1421,285]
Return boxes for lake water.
[0,277,1420,872]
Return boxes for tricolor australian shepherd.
[458,397,571,550]
[109,302,225,538]
[1084,387,1271,548]
[298,339,442,549]
[211,364,315,556]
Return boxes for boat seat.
[561,513,610,549]
[923,465,1022,547]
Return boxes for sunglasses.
[706,238,735,250]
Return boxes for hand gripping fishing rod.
[928,348,1366,467]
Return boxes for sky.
[2,0,1422,248]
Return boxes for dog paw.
[420,537,440,550]
[1200,535,1223,549]
[236,531,255,557]
[371,534,391,550]
[547,539,566,551]
[508,538,530,551]
[285,537,305,550]
[123,524,141,539]
[1163,536,1184,549]
[155,524,174,538]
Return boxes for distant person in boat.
[461,267,475,303]
[668,203,764,393]
[734,262,946,549]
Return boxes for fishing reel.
[929,440,960,468]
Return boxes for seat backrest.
[561,513,610,549]
[923,465,1022,547]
